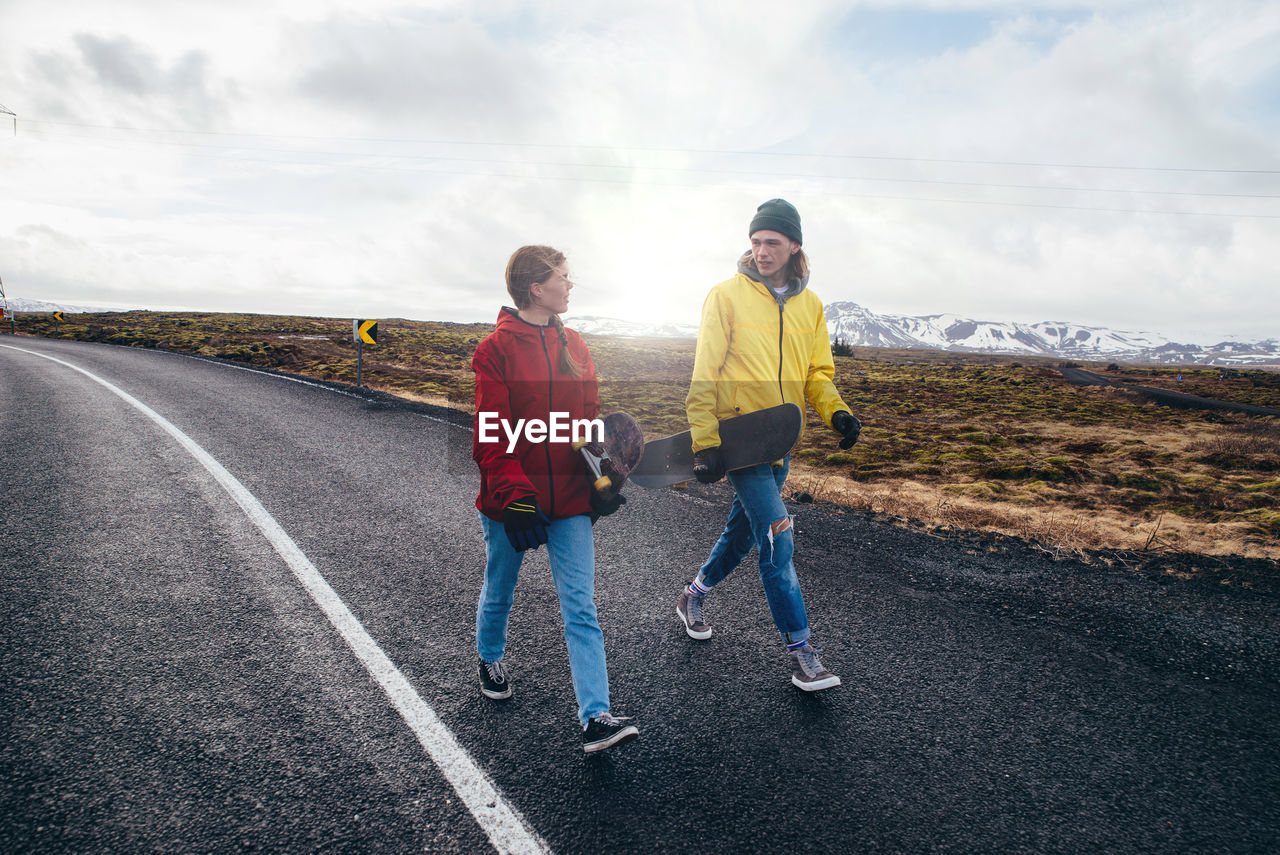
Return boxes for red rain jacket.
[472,308,598,522]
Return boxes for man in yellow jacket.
[676,198,862,691]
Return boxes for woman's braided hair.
[505,245,583,378]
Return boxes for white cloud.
[0,0,1276,344]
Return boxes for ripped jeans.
[695,455,810,645]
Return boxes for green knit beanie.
[748,198,802,244]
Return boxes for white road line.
[3,344,551,855]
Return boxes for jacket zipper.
[776,301,786,403]
[539,327,556,516]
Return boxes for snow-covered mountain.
[826,301,1171,357]
[825,301,1280,366]
[566,315,699,339]
[570,302,1279,366]
[4,297,129,314]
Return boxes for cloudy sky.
[1,0,1277,343]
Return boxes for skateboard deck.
[630,402,803,488]
[572,412,644,501]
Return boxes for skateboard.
[630,402,803,488]
[572,412,644,501]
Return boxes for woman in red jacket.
[471,245,638,753]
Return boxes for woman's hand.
[503,499,551,551]
[590,489,627,519]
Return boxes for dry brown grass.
[785,468,1277,560]
[371,385,460,410]
[1187,419,1280,456]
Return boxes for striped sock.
[786,639,809,652]
[687,579,711,597]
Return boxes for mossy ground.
[18,311,1280,559]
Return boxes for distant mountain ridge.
[570,304,1278,366]
[5,297,127,314]
[566,315,700,339]
[824,301,1280,366]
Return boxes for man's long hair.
[744,246,809,284]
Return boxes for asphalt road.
[1058,365,1280,417]
[3,337,1277,854]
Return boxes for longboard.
[630,403,803,488]
[572,412,644,501]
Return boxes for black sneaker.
[582,713,639,753]
[478,659,512,700]
[676,590,712,640]
[789,645,841,692]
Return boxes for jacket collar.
[737,251,808,303]
[496,306,555,337]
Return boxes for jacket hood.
[737,251,808,303]
[495,306,556,338]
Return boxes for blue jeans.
[696,456,810,645]
[476,512,610,726]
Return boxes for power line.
[24,126,1280,205]
[23,117,1280,176]
[172,149,1278,219]
[16,124,1280,220]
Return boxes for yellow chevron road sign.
[354,319,378,345]
[353,319,379,387]
[53,311,64,322]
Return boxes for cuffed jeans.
[476,512,610,726]
[696,455,810,645]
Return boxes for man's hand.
[831,411,862,449]
[693,447,725,484]
[503,499,551,551]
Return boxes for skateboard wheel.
[593,475,612,491]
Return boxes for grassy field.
[14,310,1280,561]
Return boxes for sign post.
[53,311,63,335]
[353,319,378,387]
[0,274,10,334]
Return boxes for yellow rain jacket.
[686,255,851,452]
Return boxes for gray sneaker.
[676,590,712,639]
[789,645,841,691]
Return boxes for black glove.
[503,499,550,552]
[832,411,862,449]
[589,489,626,519]
[693,447,725,484]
